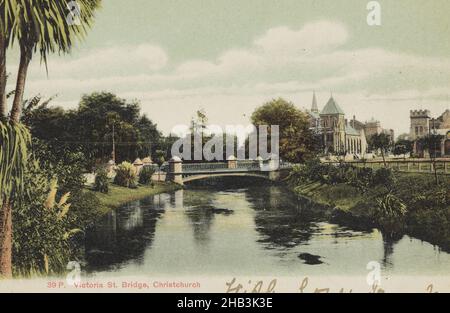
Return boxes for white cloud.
[254,21,349,56]
[7,20,450,135]
[19,44,169,81]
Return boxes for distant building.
[410,109,450,157]
[364,118,395,143]
[364,118,382,138]
[307,92,367,157]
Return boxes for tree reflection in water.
[84,195,167,272]
[381,233,404,268]
[245,185,319,249]
[182,184,234,246]
[186,177,322,250]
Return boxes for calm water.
[84,182,450,277]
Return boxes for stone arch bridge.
[165,157,293,185]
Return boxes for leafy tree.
[418,134,444,185]
[136,115,163,160]
[154,150,166,181]
[369,133,392,167]
[160,135,180,161]
[31,138,101,226]
[393,139,413,159]
[251,98,317,163]
[23,92,166,170]
[77,92,141,163]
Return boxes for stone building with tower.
[307,92,367,157]
[410,109,450,157]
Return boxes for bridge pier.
[268,170,281,181]
[227,155,237,169]
[167,157,184,185]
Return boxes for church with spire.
[307,92,368,158]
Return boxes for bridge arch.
[182,172,271,184]
[165,158,292,185]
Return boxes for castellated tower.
[410,110,431,140]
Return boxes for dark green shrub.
[373,193,407,237]
[139,166,156,185]
[94,167,109,193]
[13,162,75,276]
[352,167,374,192]
[114,161,138,188]
[32,139,101,226]
[373,168,395,189]
[326,165,344,185]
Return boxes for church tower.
[311,91,319,113]
[320,95,346,154]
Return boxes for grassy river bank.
[288,163,450,252]
[90,182,181,215]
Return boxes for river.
[84,180,450,278]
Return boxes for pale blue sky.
[6,0,450,135]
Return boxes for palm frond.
[3,0,102,65]
[0,121,30,203]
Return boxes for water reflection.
[246,186,316,249]
[381,234,403,268]
[85,179,450,276]
[185,206,215,244]
[85,196,165,271]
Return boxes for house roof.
[345,125,360,136]
[351,119,365,131]
[321,97,345,115]
[308,111,320,119]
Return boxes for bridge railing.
[237,160,260,170]
[182,162,229,173]
[180,160,294,173]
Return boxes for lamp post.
[111,123,116,164]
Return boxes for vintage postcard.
[0,0,449,296]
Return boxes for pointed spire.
[311,90,318,113]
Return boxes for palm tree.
[0,122,30,277]
[8,0,101,122]
[0,3,9,118]
[0,0,101,278]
